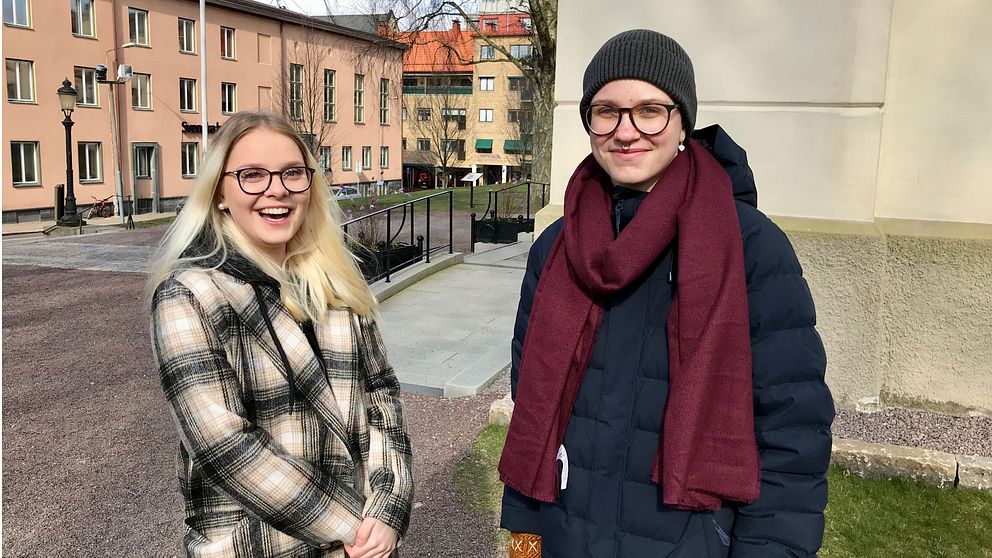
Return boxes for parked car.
[330,186,361,200]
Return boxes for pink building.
[2,0,405,223]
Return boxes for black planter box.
[474,217,534,244]
[352,242,423,282]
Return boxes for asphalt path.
[2,223,505,557]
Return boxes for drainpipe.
[200,0,208,150]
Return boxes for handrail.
[340,190,454,283]
[481,181,549,222]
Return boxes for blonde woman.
[149,112,413,558]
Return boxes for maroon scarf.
[498,139,760,510]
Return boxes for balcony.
[403,85,473,96]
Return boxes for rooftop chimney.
[452,19,461,31]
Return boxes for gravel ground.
[833,408,992,458]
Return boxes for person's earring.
[677,142,685,153]
[218,202,227,211]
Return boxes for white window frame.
[379,146,388,169]
[74,66,98,106]
[289,63,302,120]
[178,17,195,54]
[128,7,149,46]
[510,45,533,59]
[318,146,332,172]
[416,138,430,151]
[353,73,364,123]
[179,77,196,112]
[77,141,102,182]
[3,0,31,27]
[379,77,389,125]
[5,58,34,102]
[131,73,151,109]
[323,69,335,122]
[71,0,94,37]
[10,141,39,185]
[341,146,352,171]
[134,145,153,178]
[479,76,494,91]
[480,44,494,60]
[221,82,236,114]
[220,26,236,59]
[479,108,493,122]
[181,142,198,177]
[416,108,430,121]
[361,146,372,170]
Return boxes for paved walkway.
[378,242,529,397]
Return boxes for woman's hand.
[344,516,399,558]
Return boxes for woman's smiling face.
[218,127,312,263]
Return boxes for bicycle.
[86,195,115,219]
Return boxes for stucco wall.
[545,0,992,413]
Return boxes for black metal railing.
[470,181,549,251]
[340,190,454,283]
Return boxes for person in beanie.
[498,29,834,558]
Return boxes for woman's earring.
[677,142,685,153]
[218,202,226,211]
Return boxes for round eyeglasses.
[223,166,316,195]
[585,103,679,136]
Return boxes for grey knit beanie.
[580,29,696,135]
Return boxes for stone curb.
[488,395,992,493]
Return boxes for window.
[3,0,30,27]
[521,17,531,29]
[379,146,388,169]
[479,77,494,91]
[74,66,98,106]
[484,19,497,31]
[416,108,430,121]
[134,145,153,178]
[479,108,493,122]
[323,69,335,122]
[128,8,148,46]
[181,142,197,177]
[178,18,195,53]
[289,63,302,120]
[508,109,518,123]
[318,146,331,172]
[221,27,236,59]
[361,146,372,170]
[71,0,94,37]
[353,73,364,123]
[480,44,494,61]
[341,146,352,170]
[416,138,429,151]
[510,45,534,59]
[10,141,39,185]
[402,107,407,121]
[131,73,151,109]
[442,108,466,130]
[77,142,102,182]
[221,82,236,114]
[5,59,34,102]
[508,76,526,91]
[179,78,196,112]
[379,78,389,125]
[401,137,407,150]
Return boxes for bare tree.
[325,0,557,184]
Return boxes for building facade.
[2,0,404,223]
[400,12,534,189]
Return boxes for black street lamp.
[57,78,85,227]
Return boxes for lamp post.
[57,78,84,227]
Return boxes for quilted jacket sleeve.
[500,219,563,533]
[354,314,415,536]
[151,275,364,548]
[730,207,835,558]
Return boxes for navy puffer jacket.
[501,125,834,558]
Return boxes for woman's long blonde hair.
[147,111,376,319]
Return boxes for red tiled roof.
[398,27,474,73]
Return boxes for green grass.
[455,423,992,557]
[336,184,546,214]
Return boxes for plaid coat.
[151,258,413,558]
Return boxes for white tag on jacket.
[556,444,569,490]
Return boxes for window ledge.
[77,104,101,109]
[180,110,198,114]
[180,50,197,56]
[7,99,38,105]
[79,179,104,184]
[221,56,237,61]
[132,107,154,111]
[4,23,33,30]
[72,33,98,40]
[13,182,42,188]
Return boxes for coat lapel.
[214,276,352,451]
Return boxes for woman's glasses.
[585,103,679,136]
[223,166,315,195]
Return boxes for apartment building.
[2,0,404,223]
[400,12,534,189]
